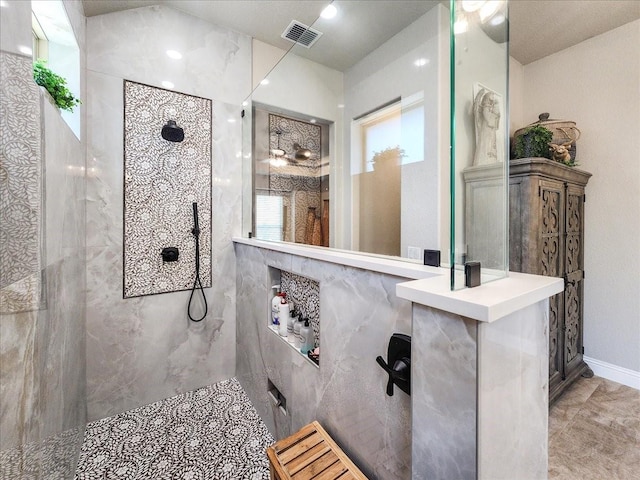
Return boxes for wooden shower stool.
[267,421,368,479]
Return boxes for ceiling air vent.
[281,20,322,48]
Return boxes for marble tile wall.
[235,243,413,480]
[85,6,251,421]
[476,300,549,479]
[237,243,551,480]
[411,304,478,479]
[411,299,550,480]
[0,0,87,473]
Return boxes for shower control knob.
[161,247,179,262]
[376,333,411,397]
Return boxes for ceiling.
[82,0,640,70]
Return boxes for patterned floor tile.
[74,378,274,480]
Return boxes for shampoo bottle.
[278,294,290,337]
[271,285,281,325]
[300,318,313,354]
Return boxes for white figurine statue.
[473,88,501,166]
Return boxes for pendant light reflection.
[270,130,287,167]
[293,143,311,160]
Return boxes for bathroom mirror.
[242,0,510,289]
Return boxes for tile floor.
[548,376,640,480]
[74,378,274,480]
[72,374,639,480]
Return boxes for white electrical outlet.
[407,246,421,260]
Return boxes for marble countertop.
[233,237,564,323]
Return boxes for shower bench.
[267,421,368,479]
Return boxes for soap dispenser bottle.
[278,294,290,337]
[293,315,304,348]
[287,309,298,343]
[271,285,281,325]
[300,318,313,354]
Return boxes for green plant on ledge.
[33,60,81,112]
[512,125,553,159]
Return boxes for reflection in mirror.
[243,0,510,290]
[253,106,330,245]
[244,0,450,264]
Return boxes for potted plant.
[33,60,81,112]
[512,125,553,159]
[369,145,406,170]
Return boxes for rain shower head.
[161,119,184,142]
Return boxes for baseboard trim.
[583,356,640,390]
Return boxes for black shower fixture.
[161,119,184,142]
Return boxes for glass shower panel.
[450,0,510,289]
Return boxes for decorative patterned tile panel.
[0,51,43,313]
[123,81,212,297]
[268,114,321,174]
[280,271,320,348]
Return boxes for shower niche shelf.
[268,266,320,368]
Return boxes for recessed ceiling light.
[260,79,270,86]
[310,119,317,123]
[414,58,429,67]
[166,49,182,59]
[162,80,175,89]
[228,118,236,123]
[242,101,248,107]
[320,4,337,19]
[337,104,344,109]
[18,45,32,55]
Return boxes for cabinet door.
[564,184,586,374]
[538,179,565,384]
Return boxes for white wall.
[251,39,287,91]
[518,20,640,374]
[343,5,449,258]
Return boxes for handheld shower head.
[161,120,184,142]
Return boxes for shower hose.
[188,202,208,322]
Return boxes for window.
[256,195,284,241]
[31,12,48,61]
[358,102,402,173]
[31,0,81,138]
[351,95,425,175]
